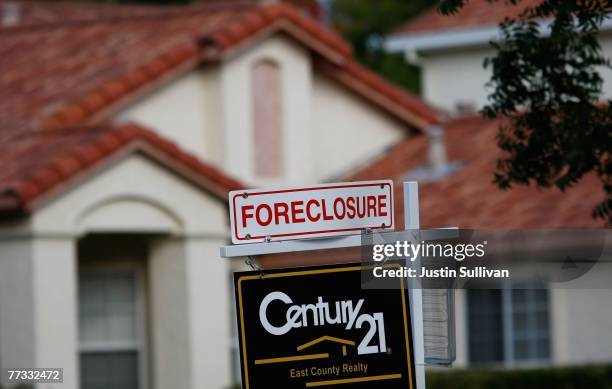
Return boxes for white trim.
[404,182,426,389]
[502,286,515,368]
[386,25,502,54]
[135,269,148,389]
[385,18,612,55]
[79,341,140,353]
[466,286,552,367]
[220,228,458,257]
[222,234,362,257]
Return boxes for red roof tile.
[0,1,437,141]
[0,1,441,215]
[0,3,254,140]
[2,1,180,28]
[393,0,541,36]
[0,124,243,215]
[349,115,605,228]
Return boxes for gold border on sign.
[236,265,414,389]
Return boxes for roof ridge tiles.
[0,122,244,215]
[39,42,201,130]
[35,3,389,132]
[8,2,438,139]
[0,2,257,34]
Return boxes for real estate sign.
[229,180,394,244]
[234,264,415,388]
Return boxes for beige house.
[385,0,612,114]
[383,0,612,370]
[0,2,438,388]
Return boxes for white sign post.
[404,182,426,389]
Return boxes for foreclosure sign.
[234,264,415,388]
[229,181,394,244]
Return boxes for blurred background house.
[385,0,612,114]
[0,1,436,388]
[383,0,612,372]
[0,1,610,389]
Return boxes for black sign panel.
[234,263,415,388]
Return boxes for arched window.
[252,59,283,177]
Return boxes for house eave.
[385,17,612,57]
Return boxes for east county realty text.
[373,266,510,279]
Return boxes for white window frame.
[466,283,551,368]
[504,287,552,367]
[78,269,148,389]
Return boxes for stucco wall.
[31,154,227,237]
[311,73,406,179]
[0,239,35,371]
[218,34,314,186]
[419,46,495,113]
[0,153,233,389]
[418,33,612,113]
[117,71,213,163]
[0,236,80,389]
[550,259,612,365]
[119,34,407,187]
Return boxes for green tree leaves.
[331,0,431,93]
[441,0,612,224]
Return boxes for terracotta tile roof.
[0,2,256,140]
[0,1,437,142]
[393,0,541,36]
[0,1,440,216]
[0,124,243,216]
[1,1,176,28]
[348,115,605,228]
